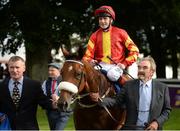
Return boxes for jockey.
[82,5,139,93]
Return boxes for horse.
[57,59,127,130]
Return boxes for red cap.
[94,5,115,20]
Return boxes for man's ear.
[150,69,155,77]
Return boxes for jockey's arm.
[120,36,139,68]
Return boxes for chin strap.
[101,23,111,31]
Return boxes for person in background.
[82,5,139,93]
[0,56,58,130]
[90,56,171,130]
[0,112,11,130]
[42,63,72,130]
[3,63,10,79]
[0,63,4,79]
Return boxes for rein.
[73,87,111,108]
[65,60,119,122]
[98,97,119,123]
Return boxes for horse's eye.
[76,72,82,80]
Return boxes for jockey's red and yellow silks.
[83,26,139,67]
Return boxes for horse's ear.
[61,45,84,60]
[60,45,70,57]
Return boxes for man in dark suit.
[90,56,171,130]
[0,56,57,130]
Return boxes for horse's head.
[57,60,85,111]
[57,60,128,129]
[57,60,102,111]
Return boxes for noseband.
[62,60,102,107]
[61,60,119,122]
[64,60,91,105]
[66,60,84,90]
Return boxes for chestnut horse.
[57,60,126,130]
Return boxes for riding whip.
[106,56,135,80]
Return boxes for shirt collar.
[10,76,24,85]
[140,79,152,88]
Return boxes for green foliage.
[0,0,180,78]
[0,0,95,54]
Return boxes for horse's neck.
[83,62,115,97]
[96,71,115,97]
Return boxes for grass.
[38,107,180,130]
[37,107,75,130]
[164,107,180,130]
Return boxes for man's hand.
[145,121,158,130]
[0,114,5,123]
[89,92,100,102]
[51,94,59,109]
[117,63,125,70]
[90,59,98,66]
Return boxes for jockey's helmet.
[94,5,115,20]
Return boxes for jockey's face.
[98,16,113,30]
[137,60,154,82]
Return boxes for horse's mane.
[82,60,114,96]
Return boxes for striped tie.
[51,80,56,94]
[12,81,20,108]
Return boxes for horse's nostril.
[64,101,68,108]
[57,101,68,112]
[63,101,68,111]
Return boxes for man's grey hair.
[138,55,156,71]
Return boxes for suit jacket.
[0,77,53,130]
[45,76,61,99]
[102,79,171,130]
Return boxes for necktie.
[139,84,149,111]
[12,81,20,108]
[137,84,152,127]
[51,80,56,94]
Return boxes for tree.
[0,0,94,81]
[116,0,180,78]
[0,0,180,80]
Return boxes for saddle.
[100,69,131,93]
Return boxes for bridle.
[64,60,111,107]
[63,60,119,122]
[64,60,91,105]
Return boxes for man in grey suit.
[90,56,171,130]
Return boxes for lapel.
[18,77,28,108]
[57,76,62,85]
[3,78,17,109]
[150,80,157,111]
[134,79,140,108]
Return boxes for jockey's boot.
[114,82,122,94]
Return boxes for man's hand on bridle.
[89,92,99,102]
[51,94,59,109]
